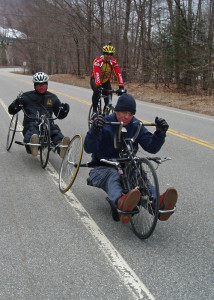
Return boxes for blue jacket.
[84,113,166,163]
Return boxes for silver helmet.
[32,72,49,83]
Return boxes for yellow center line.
[4,74,214,150]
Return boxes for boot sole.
[119,190,140,224]
[159,188,178,221]
[30,134,39,156]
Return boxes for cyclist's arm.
[52,96,70,119]
[8,98,23,115]
[112,59,124,88]
[137,127,165,154]
[84,128,101,154]
[92,58,102,87]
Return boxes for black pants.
[90,78,112,112]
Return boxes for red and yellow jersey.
[91,55,124,87]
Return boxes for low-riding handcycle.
[59,121,176,239]
[6,105,68,169]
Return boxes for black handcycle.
[6,106,67,169]
[59,121,175,239]
[88,88,126,129]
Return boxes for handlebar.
[104,121,157,147]
[100,88,127,96]
[19,105,63,122]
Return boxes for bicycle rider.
[90,42,125,116]
[8,72,70,158]
[84,93,178,224]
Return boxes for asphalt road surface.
[0,68,213,300]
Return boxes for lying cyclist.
[90,42,125,116]
[84,93,178,224]
[8,72,70,158]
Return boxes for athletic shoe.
[30,134,39,156]
[59,137,70,158]
[158,188,178,221]
[117,189,140,224]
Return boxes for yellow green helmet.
[102,42,116,54]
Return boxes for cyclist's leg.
[50,123,64,145]
[89,166,122,203]
[102,82,112,108]
[90,78,99,114]
[24,122,39,155]
[50,123,70,158]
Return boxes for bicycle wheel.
[6,113,18,151]
[40,119,51,169]
[131,157,160,239]
[59,134,83,193]
[88,104,93,129]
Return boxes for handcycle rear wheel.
[6,113,18,151]
[131,157,160,239]
[40,119,51,169]
[59,134,83,193]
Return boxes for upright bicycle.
[88,88,126,129]
[59,121,175,239]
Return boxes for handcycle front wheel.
[40,119,51,169]
[59,134,83,194]
[6,113,18,151]
[131,157,160,239]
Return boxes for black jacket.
[8,90,69,127]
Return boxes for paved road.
[0,68,213,300]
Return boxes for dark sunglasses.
[104,53,113,56]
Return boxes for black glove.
[155,117,169,135]
[117,87,126,96]
[92,114,105,134]
[61,103,69,114]
[96,86,102,93]
[58,103,69,119]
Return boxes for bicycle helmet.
[32,72,49,83]
[102,43,116,54]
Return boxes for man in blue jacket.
[84,93,177,224]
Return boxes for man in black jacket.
[8,72,70,158]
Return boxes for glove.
[58,103,69,119]
[117,87,126,96]
[92,114,105,134]
[155,117,169,135]
[61,103,70,114]
[96,86,102,93]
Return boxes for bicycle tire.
[88,98,103,129]
[40,119,51,169]
[131,157,160,239]
[88,104,93,129]
[6,113,18,151]
[59,134,83,193]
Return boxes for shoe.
[30,134,39,156]
[59,137,70,158]
[117,189,140,224]
[158,188,178,221]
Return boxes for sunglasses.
[104,53,113,56]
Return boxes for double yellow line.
[4,73,214,150]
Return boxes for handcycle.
[88,88,126,129]
[59,121,175,239]
[6,106,68,169]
